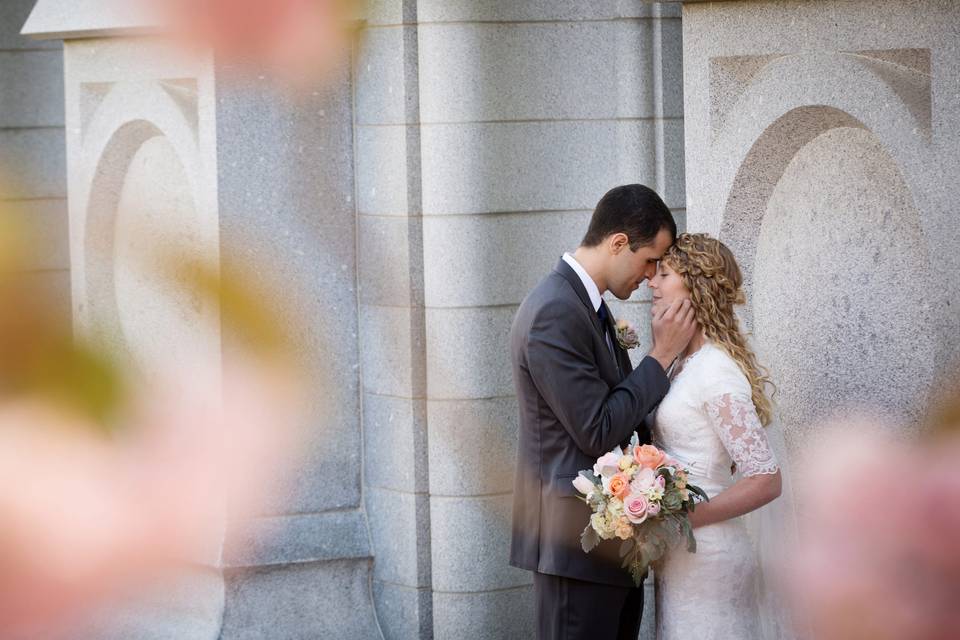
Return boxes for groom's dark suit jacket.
[509,259,670,587]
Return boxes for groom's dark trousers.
[509,259,669,639]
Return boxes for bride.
[647,233,784,639]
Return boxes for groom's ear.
[608,232,630,255]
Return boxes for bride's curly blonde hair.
[663,233,774,426]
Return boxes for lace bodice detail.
[652,342,778,492]
[704,393,779,477]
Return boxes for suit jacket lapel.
[554,259,606,340]
[554,259,627,380]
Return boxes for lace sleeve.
[704,393,779,476]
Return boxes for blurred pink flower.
[790,422,960,640]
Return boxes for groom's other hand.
[650,298,696,371]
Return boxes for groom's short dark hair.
[581,184,676,250]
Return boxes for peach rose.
[608,472,631,499]
[634,444,666,469]
[624,493,650,524]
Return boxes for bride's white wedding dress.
[652,341,780,640]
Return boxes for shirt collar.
[562,252,603,312]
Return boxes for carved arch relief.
[77,80,217,381]
[705,50,937,451]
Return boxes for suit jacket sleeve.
[525,299,670,459]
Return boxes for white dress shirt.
[562,252,616,359]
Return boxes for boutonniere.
[615,319,640,350]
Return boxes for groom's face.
[606,228,673,300]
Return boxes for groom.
[509,184,696,639]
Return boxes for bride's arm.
[689,393,782,529]
[688,470,781,529]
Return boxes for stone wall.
[355,2,685,637]
[674,0,960,454]
[0,0,69,327]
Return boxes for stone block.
[364,0,404,27]
[420,120,659,215]
[366,486,430,587]
[0,51,63,127]
[432,585,535,640]
[220,559,380,639]
[363,391,427,494]
[360,303,416,397]
[372,581,432,640]
[423,210,589,308]
[425,305,516,400]
[0,0,59,49]
[66,567,224,640]
[659,118,686,211]
[358,213,416,307]
[418,20,656,122]
[355,25,409,126]
[427,395,518,496]
[355,124,411,216]
[656,15,685,119]
[223,511,371,568]
[216,70,363,516]
[4,198,69,271]
[430,493,531,592]
[418,0,660,22]
[604,298,654,369]
[0,128,66,199]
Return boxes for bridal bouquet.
[573,434,708,585]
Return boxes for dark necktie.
[597,300,620,372]
[597,300,611,337]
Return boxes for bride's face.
[647,260,690,314]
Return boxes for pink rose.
[630,467,656,493]
[646,501,661,517]
[624,493,649,524]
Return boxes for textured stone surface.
[0,50,64,126]
[364,392,428,494]
[372,581,433,640]
[432,586,535,640]
[221,559,380,639]
[2,0,59,49]
[360,303,416,397]
[355,25,409,126]
[366,486,431,586]
[67,567,224,640]
[0,129,66,198]
[20,0,164,39]
[363,0,404,27]
[418,20,661,122]
[355,124,411,216]
[358,214,415,307]
[223,511,371,568]
[419,120,661,214]
[753,126,936,454]
[430,493,531,592]
[423,210,590,308]
[417,0,677,22]
[216,67,363,516]
[427,395,519,496]
[425,305,516,399]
